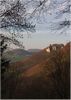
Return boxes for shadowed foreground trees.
[0,36,10,99]
[49,44,70,98]
[1,43,70,99]
[0,0,70,99]
[0,36,10,78]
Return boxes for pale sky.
[21,0,71,50]
[21,27,70,50]
[0,0,71,50]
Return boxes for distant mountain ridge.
[28,49,41,53]
[4,49,33,63]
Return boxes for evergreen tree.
[0,36,10,78]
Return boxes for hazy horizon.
[22,31,70,50]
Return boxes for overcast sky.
[21,0,70,50]
[0,0,70,50]
[22,25,70,50]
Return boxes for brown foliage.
[1,43,70,99]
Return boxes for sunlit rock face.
[46,48,50,53]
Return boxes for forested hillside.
[1,43,70,99]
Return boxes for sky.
[20,0,70,50]
[21,0,71,50]
[21,26,70,50]
[0,0,71,50]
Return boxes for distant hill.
[4,49,33,63]
[11,47,50,70]
[28,49,41,53]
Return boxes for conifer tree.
[0,36,10,78]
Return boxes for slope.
[2,43,70,99]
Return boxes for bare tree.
[50,0,71,33]
[0,0,35,47]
